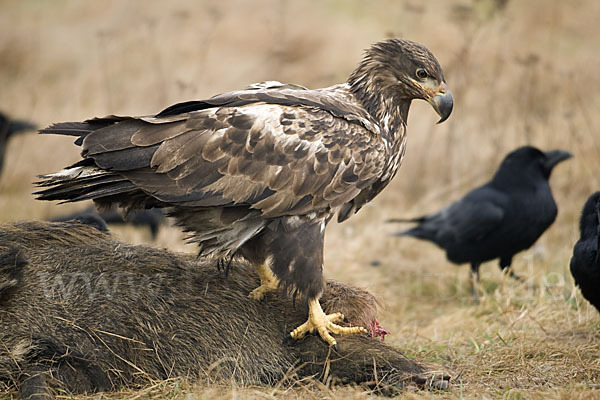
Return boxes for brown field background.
[1,0,600,398]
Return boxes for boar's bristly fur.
[0,221,449,397]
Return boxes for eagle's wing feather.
[74,98,386,219]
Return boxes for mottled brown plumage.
[36,39,452,347]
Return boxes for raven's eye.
[416,68,428,80]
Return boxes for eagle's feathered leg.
[241,217,368,346]
[248,262,280,300]
[287,298,367,349]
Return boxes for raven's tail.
[390,227,423,237]
[386,216,426,224]
[7,119,37,137]
[386,216,428,238]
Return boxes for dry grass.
[1,0,599,398]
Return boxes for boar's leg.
[19,336,113,397]
[20,364,52,400]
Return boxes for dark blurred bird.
[570,191,600,313]
[54,212,110,233]
[0,112,37,175]
[390,146,572,301]
[52,206,165,239]
[100,208,165,238]
[35,39,453,348]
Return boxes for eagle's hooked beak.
[430,82,453,124]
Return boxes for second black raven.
[390,146,572,301]
[570,191,600,313]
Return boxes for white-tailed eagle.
[36,39,452,348]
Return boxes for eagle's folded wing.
[38,89,386,219]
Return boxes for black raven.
[0,112,37,175]
[570,191,600,313]
[390,146,572,301]
[55,212,110,233]
[52,206,165,239]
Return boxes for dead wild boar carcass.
[0,221,449,398]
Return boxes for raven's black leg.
[499,257,521,281]
[506,269,522,281]
[470,263,480,303]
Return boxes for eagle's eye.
[415,68,428,80]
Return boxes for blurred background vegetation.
[0,0,599,397]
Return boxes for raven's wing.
[435,194,505,245]
[401,188,506,248]
[37,84,387,220]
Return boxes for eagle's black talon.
[343,316,349,323]
[284,333,294,345]
[332,344,338,352]
[215,257,233,278]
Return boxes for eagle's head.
[349,39,453,126]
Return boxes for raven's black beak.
[430,82,453,124]
[543,149,572,172]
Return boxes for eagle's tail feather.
[39,122,96,137]
[39,116,129,145]
[34,166,138,204]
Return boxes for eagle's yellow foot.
[286,298,367,349]
[248,262,279,300]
